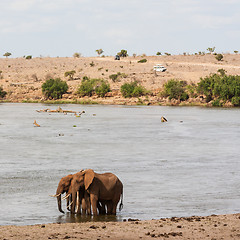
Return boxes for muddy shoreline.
[1,213,240,240]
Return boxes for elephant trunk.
[56,186,64,213]
[57,194,64,213]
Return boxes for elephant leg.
[111,202,118,215]
[81,197,86,215]
[84,191,91,215]
[90,194,98,216]
[106,201,113,215]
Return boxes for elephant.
[52,173,90,214]
[53,174,73,213]
[69,169,123,215]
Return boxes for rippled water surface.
[0,103,240,225]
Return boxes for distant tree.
[42,78,68,99]
[96,49,104,56]
[118,49,128,57]
[0,86,7,98]
[64,70,76,80]
[25,55,32,59]
[164,52,171,56]
[132,53,137,58]
[215,53,223,61]
[207,47,215,54]
[156,52,162,56]
[234,50,238,54]
[3,52,11,58]
[73,52,81,58]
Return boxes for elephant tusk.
[67,201,73,209]
[62,193,70,201]
[49,193,61,198]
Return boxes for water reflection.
[56,213,119,224]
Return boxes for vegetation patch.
[121,81,148,98]
[197,73,240,106]
[0,86,7,98]
[161,79,189,101]
[138,59,147,63]
[77,77,110,97]
[42,78,68,99]
[109,72,127,82]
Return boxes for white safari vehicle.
[153,64,167,72]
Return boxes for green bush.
[64,70,76,80]
[161,79,189,100]
[212,99,223,107]
[117,50,128,57]
[120,81,147,98]
[0,86,7,98]
[78,78,110,97]
[138,59,147,63]
[109,72,127,82]
[25,55,32,59]
[197,73,240,105]
[215,54,223,61]
[42,78,68,99]
[95,81,110,97]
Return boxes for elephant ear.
[84,169,95,190]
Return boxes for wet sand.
[1,213,240,239]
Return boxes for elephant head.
[55,174,73,213]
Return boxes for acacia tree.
[64,70,76,80]
[207,47,215,54]
[96,49,104,56]
[3,52,11,58]
[118,49,128,57]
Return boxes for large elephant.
[69,169,123,215]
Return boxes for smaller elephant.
[52,174,73,213]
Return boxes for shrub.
[217,68,226,76]
[120,81,148,98]
[156,52,162,56]
[118,50,128,57]
[78,78,110,97]
[73,52,81,58]
[138,59,147,63]
[109,72,127,82]
[0,86,7,98]
[231,96,240,106]
[95,81,110,97]
[42,78,68,99]
[90,61,95,67]
[64,70,76,80]
[161,79,189,100]
[197,73,240,104]
[212,99,223,107]
[25,55,32,59]
[215,54,223,61]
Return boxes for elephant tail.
[119,193,123,211]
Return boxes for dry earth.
[1,213,240,240]
[1,54,240,105]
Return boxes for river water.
[0,103,239,225]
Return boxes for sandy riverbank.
[1,213,240,240]
[0,54,240,105]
